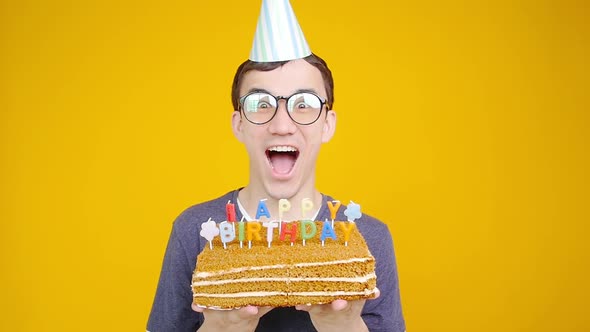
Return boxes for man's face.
[232,59,336,200]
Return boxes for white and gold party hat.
[249,0,312,62]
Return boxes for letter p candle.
[301,198,314,220]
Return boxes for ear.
[231,111,245,142]
[321,110,337,143]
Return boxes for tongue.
[270,153,296,174]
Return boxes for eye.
[291,96,310,109]
[295,101,309,109]
[250,94,275,112]
[289,93,321,112]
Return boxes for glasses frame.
[238,91,328,125]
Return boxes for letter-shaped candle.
[300,220,317,246]
[262,221,279,247]
[301,198,314,220]
[278,198,291,233]
[280,222,298,244]
[278,199,291,221]
[256,199,271,220]
[219,221,236,249]
[246,222,262,248]
[327,200,341,220]
[338,221,356,246]
[327,200,341,227]
[320,220,337,245]
[226,201,236,222]
[238,218,245,248]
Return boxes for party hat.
[249,0,312,62]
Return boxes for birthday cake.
[192,219,377,309]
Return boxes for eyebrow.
[244,88,320,97]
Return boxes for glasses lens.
[242,93,277,124]
[287,93,323,124]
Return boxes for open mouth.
[266,146,299,175]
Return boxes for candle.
[320,219,337,246]
[262,221,279,248]
[278,198,291,233]
[226,201,237,222]
[327,200,341,228]
[278,198,291,220]
[256,199,271,220]
[301,198,314,220]
[343,201,362,222]
[339,221,356,246]
[300,220,317,246]
[238,217,245,248]
[279,221,297,245]
[199,218,219,250]
[219,221,236,249]
[246,222,262,249]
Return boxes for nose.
[267,100,297,135]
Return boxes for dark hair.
[231,53,334,111]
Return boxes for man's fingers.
[373,287,381,299]
[239,305,259,316]
[191,303,205,313]
[192,304,273,318]
[330,299,349,311]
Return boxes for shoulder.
[355,213,393,242]
[353,213,396,259]
[173,190,237,228]
[170,190,238,251]
[320,194,395,249]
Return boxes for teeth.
[268,146,298,152]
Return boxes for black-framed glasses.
[239,91,327,125]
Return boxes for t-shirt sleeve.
[147,220,203,331]
[360,220,406,332]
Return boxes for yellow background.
[1,0,588,331]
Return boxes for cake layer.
[195,258,374,279]
[193,288,377,308]
[193,273,376,297]
[193,273,376,287]
[193,294,291,308]
[195,268,291,282]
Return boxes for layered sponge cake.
[192,221,376,309]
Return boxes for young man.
[147,1,405,331]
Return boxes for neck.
[238,186,322,221]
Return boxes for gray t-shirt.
[147,190,406,331]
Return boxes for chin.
[263,180,300,200]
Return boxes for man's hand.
[294,288,381,332]
[192,303,273,332]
